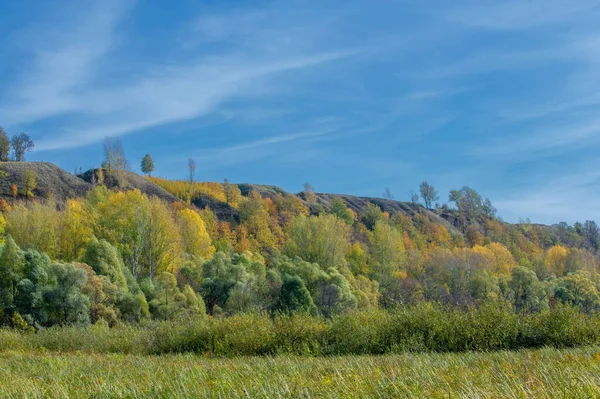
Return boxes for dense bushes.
[2,304,600,357]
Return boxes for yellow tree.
[5,201,60,257]
[58,199,95,261]
[545,245,568,276]
[486,242,516,276]
[145,198,183,275]
[369,221,406,280]
[285,214,350,270]
[95,189,151,277]
[177,208,215,259]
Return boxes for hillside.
[79,169,177,203]
[0,162,91,203]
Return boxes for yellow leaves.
[347,242,368,275]
[545,245,568,276]
[149,177,227,203]
[59,199,95,261]
[177,208,215,260]
[487,242,517,276]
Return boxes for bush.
[2,305,600,356]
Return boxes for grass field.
[1,347,600,398]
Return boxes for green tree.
[0,236,25,299]
[200,252,247,314]
[43,263,91,326]
[81,238,128,290]
[329,197,354,225]
[554,273,600,314]
[141,154,154,176]
[360,203,384,230]
[419,181,439,209]
[10,133,34,161]
[278,274,317,314]
[508,266,548,313]
[449,186,496,219]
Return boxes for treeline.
[1,175,600,330]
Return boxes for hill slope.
[0,162,91,202]
[79,169,177,202]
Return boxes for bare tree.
[188,158,196,183]
[383,187,394,200]
[303,182,316,203]
[103,136,129,187]
[409,190,420,205]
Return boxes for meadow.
[1,347,599,398]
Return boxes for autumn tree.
[141,154,154,176]
[223,179,242,206]
[10,133,34,161]
[20,169,36,199]
[419,181,439,209]
[329,197,354,225]
[285,214,350,270]
[177,208,215,259]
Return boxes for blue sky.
[0,0,599,225]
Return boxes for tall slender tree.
[141,154,154,176]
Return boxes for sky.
[0,0,599,225]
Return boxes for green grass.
[1,347,600,398]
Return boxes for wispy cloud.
[0,2,356,152]
[0,0,132,126]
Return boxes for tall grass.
[1,347,600,398]
[1,304,599,357]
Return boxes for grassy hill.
[0,162,91,203]
[79,169,177,202]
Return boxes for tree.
[554,273,600,314]
[360,203,384,230]
[382,187,394,200]
[141,154,154,176]
[449,186,496,219]
[103,137,128,187]
[330,197,354,226]
[223,179,242,206]
[0,127,10,162]
[10,133,34,162]
[303,182,316,203]
[20,169,37,199]
[278,274,317,314]
[177,208,215,259]
[188,158,196,183]
[103,137,128,172]
[285,214,350,270]
[508,266,548,313]
[409,191,420,205]
[0,235,25,298]
[419,181,439,209]
[80,238,127,290]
